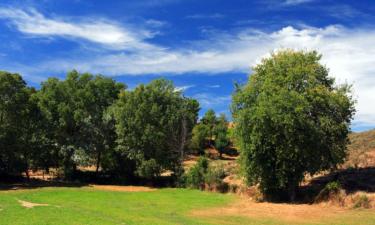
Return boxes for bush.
[136,159,161,180]
[204,166,228,192]
[185,157,209,189]
[315,181,344,204]
[326,181,341,193]
[184,157,229,192]
[353,194,370,209]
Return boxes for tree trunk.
[25,169,30,181]
[63,146,76,179]
[288,184,296,202]
[95,150,101,175]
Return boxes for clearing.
[0,187,374,225]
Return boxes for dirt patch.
[183,155,200,170]
[89,185,156,192]
[18,200,49,208]
[191,199,349,224]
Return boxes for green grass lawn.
[0,187,374,225]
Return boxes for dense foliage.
[0,71,199,181]
[214,114,230,157]
[184,156,227,192]
[111,79,199,179]
[0,71,43,176]
[37,71,125,178]
[190,109,230,156]
[190,123,209,154]
[232,50,355,200]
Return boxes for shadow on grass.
[0,171,175,191]
[0,176,87,191]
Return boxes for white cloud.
[37,25,375,127]
[0,8,159,50]
[0,8,374,127]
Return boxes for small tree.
[201,109,217,146]
[214,114,230,158]
[232,50,355,201]
[190,123,209,155]
[185,157,209,189]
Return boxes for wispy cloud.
[175,85,195,92]
[0,8,159,50]
[192,93,231,108]
[185,13,225,19]
[145,19,168,28]
[283,0,314,6]
[325,4,368,19]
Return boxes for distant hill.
[345,129,375,168]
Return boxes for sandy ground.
[18,200,49,208]
[89,185,156,192]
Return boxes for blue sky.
[0,0,374,131]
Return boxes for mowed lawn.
[0,187,375,225]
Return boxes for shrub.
[136,159,161,179]
[204,166,228,192]
[353,194,370,209]
[184,157,229,192]
[315,181,343,203]
[326,181,341,193]
[185,157,209,189]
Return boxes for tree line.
[0,50,356,201]
[0,70,199,181]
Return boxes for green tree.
[0,72,30,175]
[201,109,217,146]
[185,156,209,189]
[37,70,125,178]
[79,75,125,175]
[232,50,355,201]
[190,123,209,155]
[112,79,199,179]
[214,114,230,158]
[0,71,50,177]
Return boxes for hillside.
[345,129,375,168]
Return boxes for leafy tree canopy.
[232,50,355,200]
[112,79,199,179]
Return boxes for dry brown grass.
[345,129,375,168]
[89,185,156,192]
[191,198,350,224]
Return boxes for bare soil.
[18,200,49,208]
